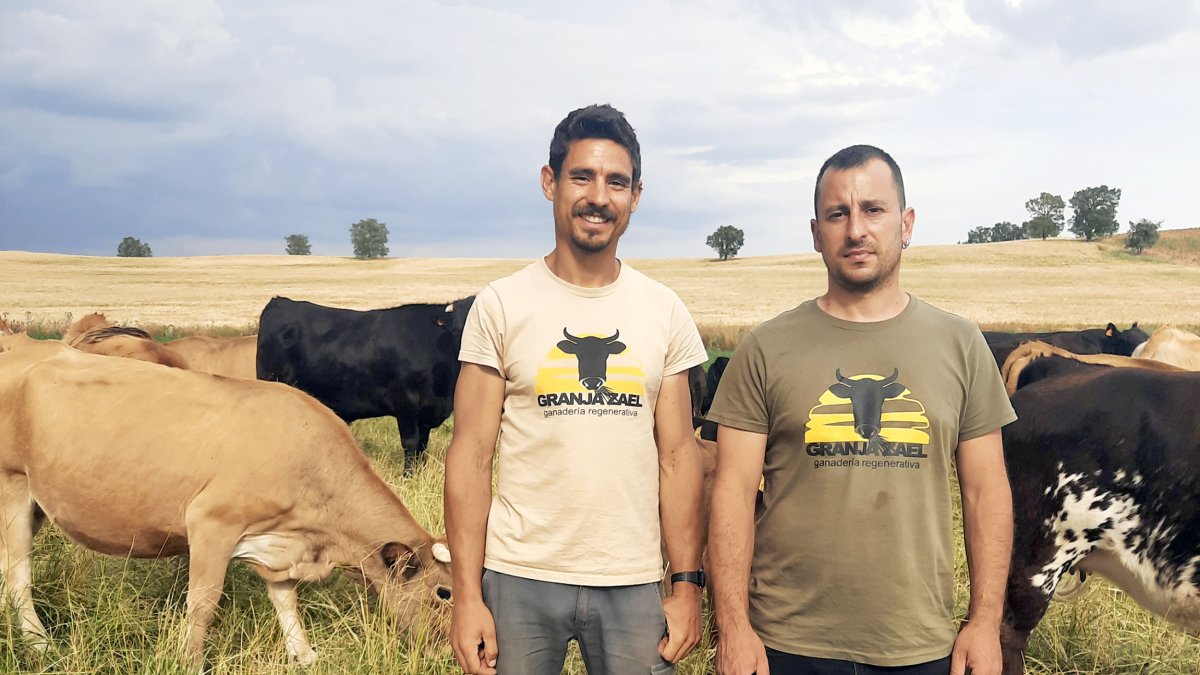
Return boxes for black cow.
[697,356,730,441]
[999,356,1200,674]
[256,295,474,471]
[984,322,1147,368]
[688,364,707,429]
[829,368,905,445]
[701,356,729,417]
[557,329,625,391]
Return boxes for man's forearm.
[708,478,757,630]
[444,445,494,602]
[660,438,704,573]
[962,480,1013,625]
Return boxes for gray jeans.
[482,569,675,674]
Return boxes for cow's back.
[1135,328,1200,370]
[256,296,466,423]
[168,335,257,379]
[3,351,366,557]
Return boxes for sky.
[2,0,1197,259]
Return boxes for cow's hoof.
[27,635,51,652]
[293,647,318,667]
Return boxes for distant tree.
[990,221,1027,242]
[117,236,152,257]
[349,218,389,259]
[965,226,993,244]
[285,234,312,256]
[706,225,745,260]
[1068,185,1122,241]
[1023,192,1065,239]
[1125,219,1161,255]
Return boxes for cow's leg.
[182,522,238,666]
[1000,552,1064,675]
[0,475,50,649]
[395,415,423,474]
[264,578,317,666]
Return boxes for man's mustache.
[574,205,616,221]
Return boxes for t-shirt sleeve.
[663,293,708,377]
[959,328,1017,441]
[458,285,505,377]
[706,332,769,434]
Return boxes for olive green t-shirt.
[707,296,1015,666]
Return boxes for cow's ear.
[381,542,420,580]
[1106,323,1117,337]
[882,382,906,398]
[607,340,627,354]
[1132,321,1138,329]
[557,340,578,354]
[829,383,851,399]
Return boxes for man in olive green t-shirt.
[707,145,1016,675]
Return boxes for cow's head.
[557,328,626,391]
[1103,321,1148,357]
[828,368,905,440]
[352,537,453,630]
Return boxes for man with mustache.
[446,104,708,674]
[707,145,1016,675]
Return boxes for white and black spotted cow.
[1000,355,1200,674]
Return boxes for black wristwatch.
[670,570,706,589]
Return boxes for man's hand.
[658,583,702,663]
[951,619,1002,675]
[715,622,769,675]
[450,599,498,675]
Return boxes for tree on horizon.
[117,236,152,257]
[706,225,745,260]
[350,219,389,259]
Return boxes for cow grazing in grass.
[999,349,1200,674]
[256,296,474,472]
[166,334,258,379]
[0,340,452,667]
[1131,327,1200,370]
[983,322,1147,368]
[63,312,189,369]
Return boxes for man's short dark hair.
[813,145,905,216]
[549,104,641,185]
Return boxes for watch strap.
[670,570,705,588]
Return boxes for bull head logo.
[557,328,626,391]
[828,368,905,442]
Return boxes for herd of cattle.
[1,299,1200,672]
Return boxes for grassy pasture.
[2,235,1199,673]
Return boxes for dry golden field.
[1,236,1200,672]
[3,234,1198,333]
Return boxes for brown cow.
[62,312,190,369]
[1131,327,1200,370]
[165,334,257,379]
[0,341,452,666]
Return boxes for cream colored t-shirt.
[708,297,1016,666]
[460,258,708,586]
